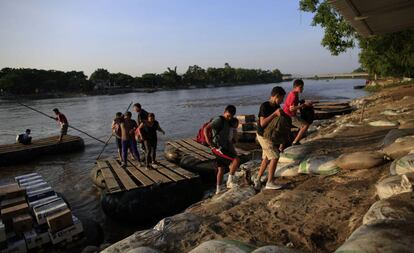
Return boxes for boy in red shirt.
[53,108,68,143]
[283,79,312,145]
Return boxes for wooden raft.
[0,135,84,166]
[167,138,250,162]
[96,159,199,194]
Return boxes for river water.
[0,79,367,245]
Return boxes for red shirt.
[283,91,299,117]
[57,113,68,125]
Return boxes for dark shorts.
[115,138,122,149]
[212,148,237,168]
[61,124,68,135]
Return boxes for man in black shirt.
[255,86,286,190]
[133,103,149,126]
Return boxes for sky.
[0,0,360,77]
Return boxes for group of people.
[204,79,312,194]
[111,103,165,169]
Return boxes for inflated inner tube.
[90,166,105,189]
[101,179,203,222]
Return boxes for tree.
[90,68,110,83]
[299,0,414,77]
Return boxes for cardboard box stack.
[0,172,83,252]
[236,114,257,142]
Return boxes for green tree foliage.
[299,0,414,77]
[0,64,284,95]
[0,68,92,95]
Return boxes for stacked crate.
[236,114,257,142]
[0,173,83,252]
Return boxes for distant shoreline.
[0,80,285,100]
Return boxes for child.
[16,129,32,145]
[111,112,123,159]
[138,113,165,169]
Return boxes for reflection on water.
[0,79,367,244]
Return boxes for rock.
[368,120,399,127]
[188,239,256,253]
[363,192,414,225]
[336,151,385,170]
[299,156,340,175]
[383,135,414,159]
[399,119,414,129]
[376,173,414,199]
[381,110,399,116]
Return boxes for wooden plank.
[156,165,186,182]
[107,160,138,191]
[100,167,122,193]
[157,160,197,179]
[167,141,208,161]
[132,163,171,184]
[0,136,81,153]
[183,138,213,154]
[125,162,153,186]
[175,140,215,159]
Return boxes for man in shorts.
[53,108,68,143]
[254,86,286,190]
[283,79,312,145]
[204,105,240,194]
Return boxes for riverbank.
[100,84,414,253]
[0,80,286,100]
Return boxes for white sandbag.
[189,240,255,253]
[383,135,414,159]
[335,221,414,253]
[275,163,300,177]
[252,245,302,253]
[279,145,311,163]
[299,156,340,175]
[381,110,399,116]
[375,174,414,199]
[390,152,414,175]
[127,247,161,253]
[209,187,256,212]
[382,129,414,147]
[336,151,385,170]
[368,120,399,127]
[363,192,414,225]
[101,213,202,253]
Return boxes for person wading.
[204,105,240,194]
[53,108,68,143]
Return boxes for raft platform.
[94,159,203,222]
[166,138,251,162]
[0,135,84,166]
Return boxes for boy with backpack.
[254,86,288,190]
[16,129,32,145]
[204,105,240,194]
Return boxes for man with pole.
[53,108,68,143]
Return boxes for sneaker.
[253,177,262,190]
[226,178,237,189]
[215,185,226,195]
[121,162,127,168]
[265,181,283,190]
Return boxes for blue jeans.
[122,139,140,164]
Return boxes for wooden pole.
[18,102,105,144]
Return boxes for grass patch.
[364,79,414,92]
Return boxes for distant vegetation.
[299,0,414,78]
[0,63,283,95]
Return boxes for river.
[0,79,367,246]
